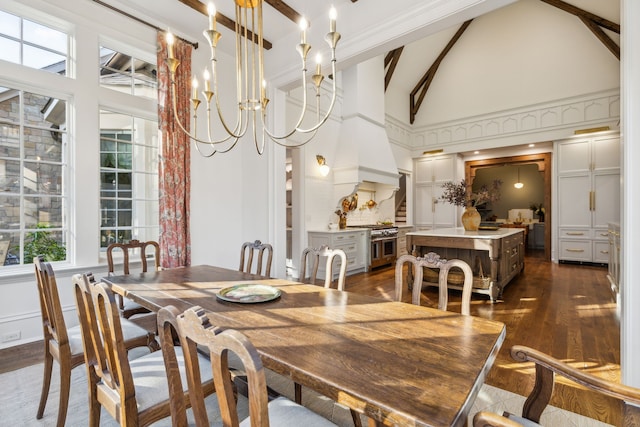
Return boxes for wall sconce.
[514,167,524,189]
[316,155,330,177]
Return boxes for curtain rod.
[92,0,198,49]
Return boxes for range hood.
[333,56,400,191]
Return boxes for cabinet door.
[415,159,434,184]
[433,184,456,227]
[415,184,436,225]
[593,171,620,228]
[593,136,620,171]
[557,174,591,228]
[557,139,591,174]
[432,156,456,182]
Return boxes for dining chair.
[157,304,338,427]
[299,245,347,290]
[394,252,473,315]
[34,257,156,427]
[73,274,215,427]
[472,345,640,426]
[239,240,273,276]
[106,239,160,319]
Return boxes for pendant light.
[514,167,524,189]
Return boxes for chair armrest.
[511,345,640,423]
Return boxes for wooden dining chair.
[34,258,155,427]
[472,345,640,426]
[299,245,347,290]
[394,252,473,315]
[73,274,214,427]
[106,239,160,319]
[158,305,338,427]
[239,240,273,276]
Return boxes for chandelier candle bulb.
[300,17,308,44]
[207,3,216,31]
[166,32,174,59]
[330,7,337,32]
[191,77,198,100]
[315,54,322,76]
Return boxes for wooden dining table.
[102,265,506,427]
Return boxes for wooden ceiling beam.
[578,15,620,60]
[539,0,620,33]
[409,20,472,125]
[177,0,273,50]
[384,46,404,92]
[265,0,302,25]
[539,0,620,60]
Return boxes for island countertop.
[407,227,524,239]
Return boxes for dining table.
[102,264,506,427]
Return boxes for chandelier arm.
[252,110,266,155]
[292,57,339,134]
[260,63,312,141]
[271,128,319,148]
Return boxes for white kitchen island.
[406,227,525,301]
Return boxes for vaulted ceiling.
[94,0,619,128]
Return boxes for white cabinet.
[414,155,459,230]
[556,133,620,263]
[307,229,369,279]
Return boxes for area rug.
[0,362,612,427]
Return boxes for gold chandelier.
[165,0,341,157]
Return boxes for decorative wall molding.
[405,89,620,151]
[385,89,620,152]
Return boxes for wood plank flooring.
[0,250,621,424]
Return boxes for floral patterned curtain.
[157,32,192,268]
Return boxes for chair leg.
[37,348,53,419]
[294,382,302,404]
[87,373,101,427]
[350,409,363,427]
[56,358,72,427]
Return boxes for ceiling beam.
[578,15,620,60]
[409,20,472,125]
[384,46,404,92]
[177,0,273,50]
[265,0,302,25]
[539,0,619,59]
[539,0,620,33]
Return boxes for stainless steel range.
[349,224,398,269]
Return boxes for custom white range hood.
[333,56,400,194]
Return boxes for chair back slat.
[300,246,347,290]
[239,240,273,277]
[106,239,160,276]
[395,252,473,315]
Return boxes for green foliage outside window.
[22,223,66,263]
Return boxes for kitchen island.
[406,227,525,301]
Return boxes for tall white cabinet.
[414,154,460,231]
[556,132,620,263]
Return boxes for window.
[99,111,158,249]
[0,9,68,76]
[0,87,67,266]
[99,46,157,99]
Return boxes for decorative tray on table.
[216,283,282,303]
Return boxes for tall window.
[99,111,158,249]
[0,87,67,266]
[0,9,68,76]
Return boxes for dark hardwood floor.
[0,250,620,424]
